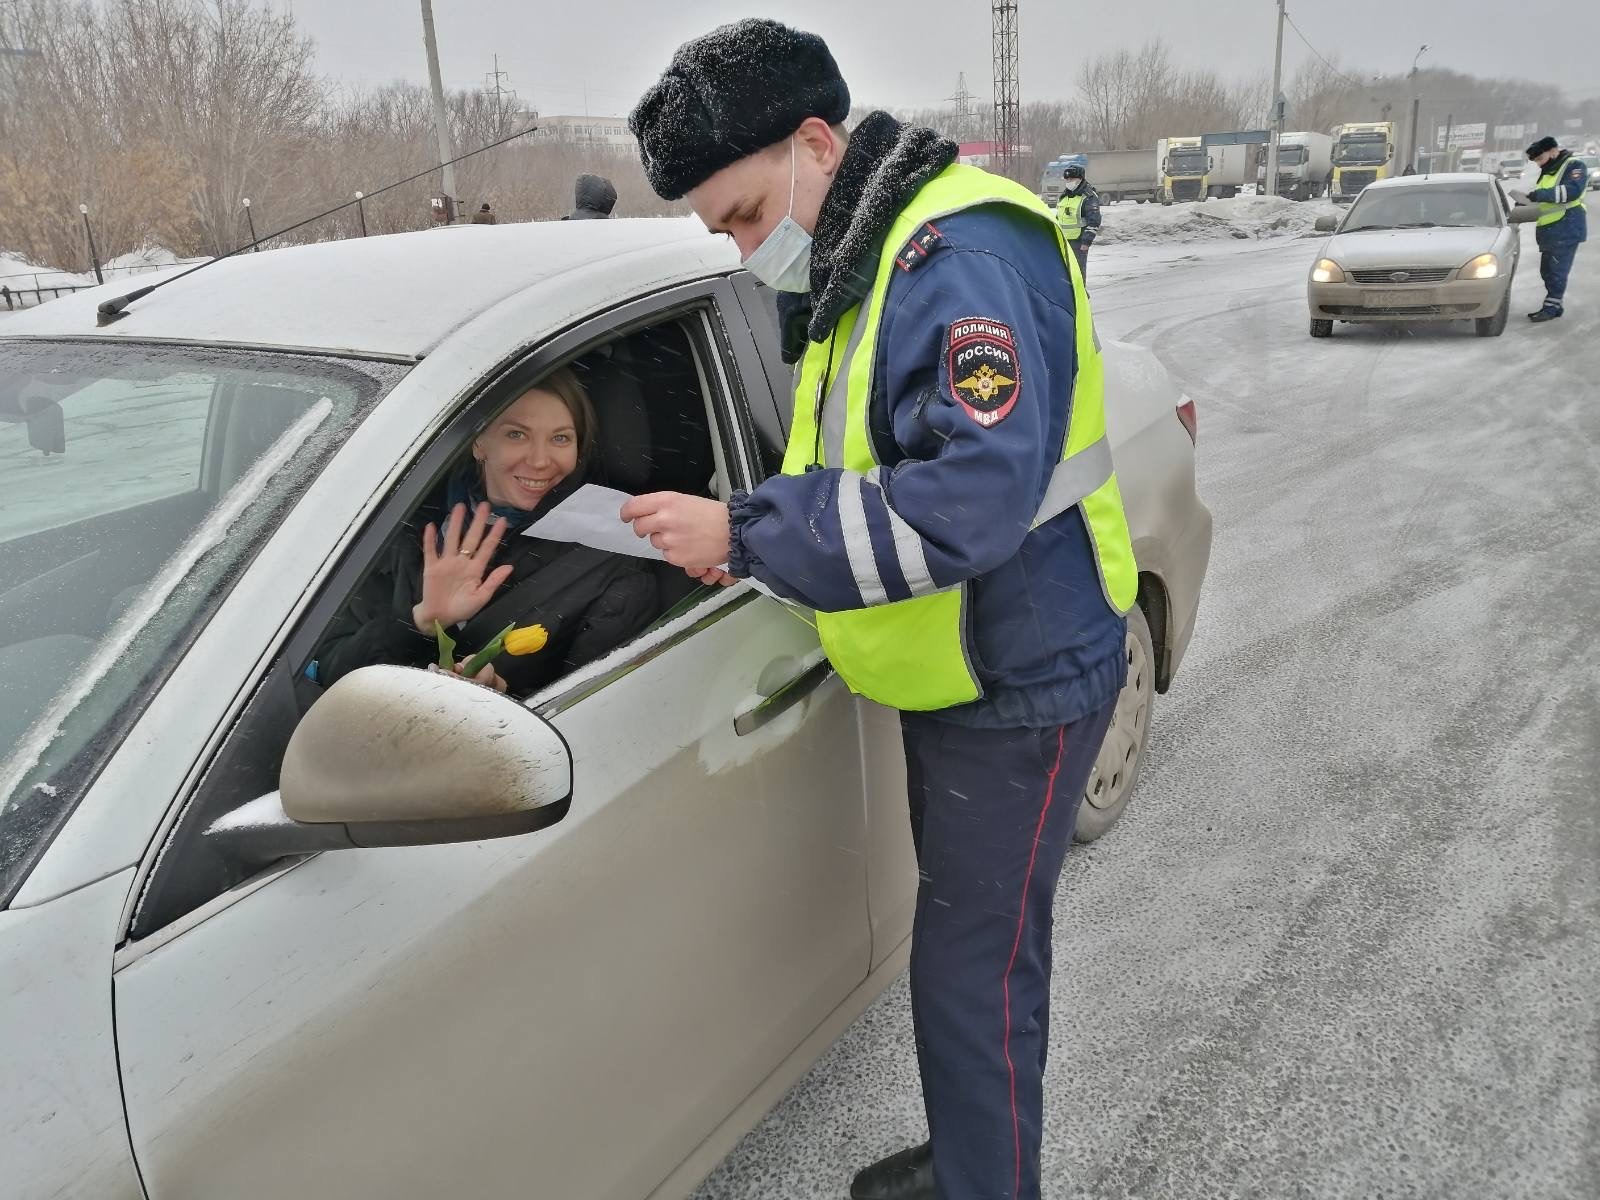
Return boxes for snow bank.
[104,244,186,274]
[1097,194,1339,245]
[0,252,92,291]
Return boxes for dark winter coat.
[310,478,657,698]
[563,174,617,220]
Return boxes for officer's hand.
[687,565,739,587]
[620,492,730,571]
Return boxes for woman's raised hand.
[412,502,514,633]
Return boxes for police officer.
[1518,135,1587,322]
[621,20,1135,1200]
[1054,163,1101,281]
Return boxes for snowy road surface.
[692,229,1600,1199]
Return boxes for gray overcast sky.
[287,1,1599,119]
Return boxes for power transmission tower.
[483,54,518,132]
[991,2,1020,181]
[947,72,973,142]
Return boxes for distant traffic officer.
[1519,135,1587,323]
[1054,163,1101,282]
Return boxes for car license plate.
[1363,290,1436,308]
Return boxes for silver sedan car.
[1306,172,1537,339]
[1,219,1210,1200]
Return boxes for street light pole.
[1406,45,1429,173]
[419,0,458,220]
[242,197,259,249]
[1265,0,1286,197]
[79,204,103,284]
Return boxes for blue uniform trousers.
[1538,236,1580,312]
[902,700,1116,1200]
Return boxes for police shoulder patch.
[895,222,947,272]
[946,317,1021,427]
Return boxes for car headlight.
[1311,258,1345,284]
[1459,253,1500,280]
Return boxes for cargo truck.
[1330,121,1399,204]
[1158,137,1250,204]
[1040,150,1159,206]
[1273,131,1333,200]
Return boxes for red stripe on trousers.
[1001,726,1066,1200]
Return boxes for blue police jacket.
[1530,152,1589,247]
[730,204,1128,729]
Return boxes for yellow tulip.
[504,624,549,656]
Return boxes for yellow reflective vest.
[781,163,1137,711]
[1536,159,1587,228]
[1056,191,1087,240]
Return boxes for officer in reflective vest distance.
[1054,163,1101,281]
[1517,135,1588,323]
[623,19,1135,1200]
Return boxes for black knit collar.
[804,111,958,343]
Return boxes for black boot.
[849,1141,935,1200]
[1528,306,1563,322]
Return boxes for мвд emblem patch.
[946,318,1021,427]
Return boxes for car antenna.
[96,125,539,327]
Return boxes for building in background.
[535,115,637,151]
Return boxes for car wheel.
[1309,317,1334,338]
[1075,604,1156,843]
[1475,289,1510,337]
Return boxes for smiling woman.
[307,363,660,699]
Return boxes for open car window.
[125,300,757,939]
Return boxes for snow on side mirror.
[1314,215,1339,232]
[205,665,572,865]
[281,664,572,842]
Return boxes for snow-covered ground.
[1096,193,1339,246]
[1,245,198,314]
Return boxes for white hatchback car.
[0,219,1211,1200]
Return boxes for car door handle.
[733,656,834,736]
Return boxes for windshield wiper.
[1343,224,1394,232]
[1396,222,1438,228]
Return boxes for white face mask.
[1064,177,1083,192]
[743,138,814,293]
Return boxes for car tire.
[1475,290,1510,338]
[1075,604,1156,843]
[1309,317,1334,338]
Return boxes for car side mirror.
[1314,215,1339,232]
[1508,205,1540,224]
[204,664,572,864]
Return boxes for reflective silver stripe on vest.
[821,311,873,467]
[1032,435,1114,529]
[868,469,939,597]
[836,473,890,606]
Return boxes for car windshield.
[1043,165,1066,181]
[1336,139,1388,165]
[1341,182,1499,231]
[1169,151,1207,173]
[1278,146,1308,166]
[0,339,404,901]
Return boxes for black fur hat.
[1526,135,1559,160]
[629,19,851,201]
